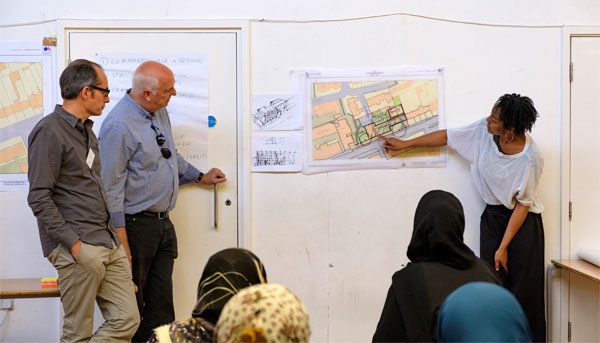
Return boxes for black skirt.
[480,204,546,343]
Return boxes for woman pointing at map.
[379,93,545,342]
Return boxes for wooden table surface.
[551,259,600,283]
[0,278,60,299]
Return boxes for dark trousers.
[125,214,178,342]
[480,204,546,343]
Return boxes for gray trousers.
[48,242,140,343]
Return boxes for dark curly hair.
[492,93,539,135]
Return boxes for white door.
[62,24,244,321]
[569,35,600,342]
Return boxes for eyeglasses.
[89,85,111,97]
[150,123,172,159]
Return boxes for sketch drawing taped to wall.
[251,132,302,172]
[252,93,302,131]
[253,98,292,128]
[253,150,297,166]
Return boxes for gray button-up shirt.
[98,92,200,228]
[27,105,118,257]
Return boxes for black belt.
[131,211,169,219]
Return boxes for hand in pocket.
[70,240,82,261]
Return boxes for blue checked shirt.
[99,92,200,228]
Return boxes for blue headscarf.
[437,282,532,342]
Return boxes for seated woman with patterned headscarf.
[148,248,267,343]
[372,190,502,342]
[214,283,311,343]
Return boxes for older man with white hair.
[99,61,226,342]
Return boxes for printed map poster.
[0,41,54,191]
[296,67,446,173]
[96,53,209,170]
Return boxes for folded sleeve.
[99,122,131,228]
[515,154,543,207]
[177,152,201,185]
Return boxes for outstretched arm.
[378,129,447,155]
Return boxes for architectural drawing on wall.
[253,97,292,128]
[251,132,302,172]
[294,67,446,173]
[252,93,302,131]
[0,41,54,191]
[254,149,297,166]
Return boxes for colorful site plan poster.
[295,67,446,173]
[0,41,55,191]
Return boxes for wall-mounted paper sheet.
[252,132,302,172]
[96,53,209,170]
[252,93,302,131]
[0,41,55,191]
[293,66,447,174]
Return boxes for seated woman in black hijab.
[372,190,501,342]
[148,248,267,343]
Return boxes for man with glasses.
[98,60,226,342]
[27,59,139,342]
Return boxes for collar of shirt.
[124,89,154,120]
[54,104,94,132]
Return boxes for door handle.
[214,184,218,228]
